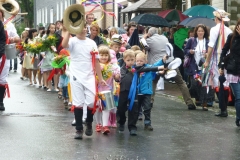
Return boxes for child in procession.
[95,45,120,134]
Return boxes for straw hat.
[213,9,230,21]
[63,4,86,34]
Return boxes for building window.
[182,0,186,12]
[37,9,41,25]
[60,1,63,20]
[50,8,53,23]
[57,3,59,20]
[42,8,44,25]
[45,7,48,24]
[65,0,68,9]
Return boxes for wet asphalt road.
[0,71,240,160]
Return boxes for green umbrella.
[173,28,189,49]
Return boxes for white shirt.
[67,37,98,88]
[4,19,19,38]
[194,38,206,70]
[208,23,232,48]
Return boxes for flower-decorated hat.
[63,4,86,34]
[213,9,230,21]
[111,34,123,44]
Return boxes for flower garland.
[126,66,135,73]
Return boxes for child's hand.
[162,55,167,63]
[99,78,107,86]
[114,74,120,81]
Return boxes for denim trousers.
[10,58,17,70]
[62,86,68,99]
[230,81,240,120]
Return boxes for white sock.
[94,108,102,125]
[102,110,110,127]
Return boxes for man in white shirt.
[86,13,95,35]
[204,9,232,87]
[0,10,20,72]
[0,9,20,111]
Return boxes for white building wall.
[211,0,224,10]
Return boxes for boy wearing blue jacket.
[118,51,165,136]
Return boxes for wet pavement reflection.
[0,72,240,160]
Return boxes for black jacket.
[120,64,159,92]
[220,33,240,75]
[0,21,6,58]
[87,35,103,46]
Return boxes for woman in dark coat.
[184,24,214,111]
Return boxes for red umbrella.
[158,9,188,22]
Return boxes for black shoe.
[118,124,124,132]
[74,130,83,139]
[0,103,5,111]
[195,101,201,106]
[138,115,143,120]
[188,104,196,110]
[129,130,137,136]
[144,124,153,131]
[207,104,213,107]
[215,111,228,117]
[236,119,240,127]
[85,122,93,136]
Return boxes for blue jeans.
[62,86,68,99]
[10,58,17,70]
[230,81,240,120]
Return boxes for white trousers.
[0,58,10,85]
[156,77,164,90]
[70,76,96,109]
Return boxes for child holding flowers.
[40,23,57,91]
[95,45,120,134]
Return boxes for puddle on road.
[0,113,46,117]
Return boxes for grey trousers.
[152,69,194,106]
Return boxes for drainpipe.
[113,0,115,26]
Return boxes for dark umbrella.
[130,13,169,27]
[158,9,188,22]
[128,29,140,47]
[179,16,215,28]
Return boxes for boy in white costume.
[62,23,105,139]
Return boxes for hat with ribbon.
[213,9,230,21]
[63,4,85,34]
[111,34,123,44]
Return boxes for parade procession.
[1,0,240,159]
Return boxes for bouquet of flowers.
[24,41,43,54]
[51,54,70,68]
[101,64,114,80]
[16,42,24,53]
[42,35,58,51]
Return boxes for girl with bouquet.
[95,45,120,134]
